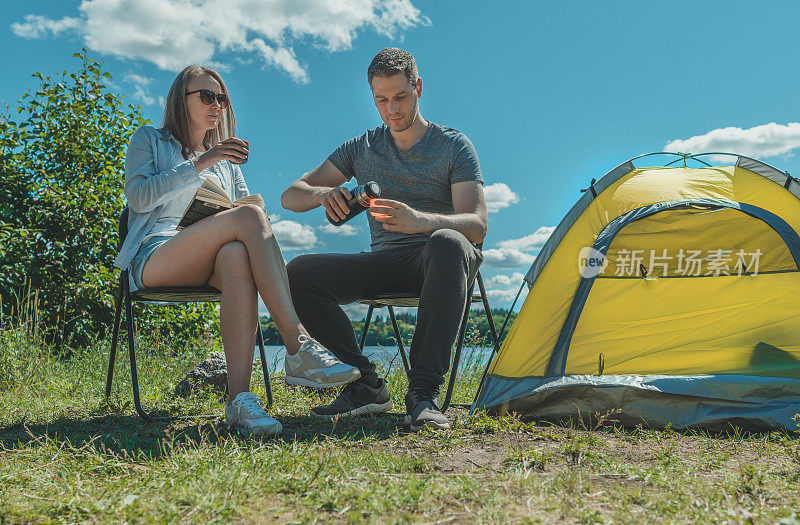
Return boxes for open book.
[177,177,265,230]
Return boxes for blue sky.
[4,1,800,316]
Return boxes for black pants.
[286,229,483,387]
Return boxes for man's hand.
[368,182,487,243]
[281,159,349,213]
[369,199,425,233]
[319,186,352,222]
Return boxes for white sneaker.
[225,392,282,437]
[284,334,361,389]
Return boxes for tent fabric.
[547,198,800,378]
[604,207,797,276]
[475,155,800,430]
[524,155,800,287]
[737,156,800,196]
[477,374,800,431]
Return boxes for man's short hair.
[367,48,419,86]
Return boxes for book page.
[200,177,227,197]
[234,194,265,208]
[195,187,234,207]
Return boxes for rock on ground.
[174,354,227,397]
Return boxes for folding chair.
[357,260,498,413]
[105,207,272,421]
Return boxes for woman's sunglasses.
[185,89,229,108]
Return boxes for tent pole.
[470,280,526,412]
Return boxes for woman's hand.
[319,186,352,221]
[192,138,248,173]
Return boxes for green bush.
[0,50,217,352]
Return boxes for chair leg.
[476,273,499,349]
[123,276,156,422]
[359,305,375,350]
[387,306,410,375]
[442,282,475,413]
[105,274,124,400]
[468,272,499,411]
[256,326,273,408]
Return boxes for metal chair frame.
[105,208,272,421]
[357,270,498,412]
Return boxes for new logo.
[578,247,608,278]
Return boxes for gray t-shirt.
[328,122,482,251]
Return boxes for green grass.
[2,318,800,523]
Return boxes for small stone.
[174,354,228,397]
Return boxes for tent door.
[546,198,800,377]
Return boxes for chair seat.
[358,292,485,308]
[131,286,221,304]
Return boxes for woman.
[114,65,360,436]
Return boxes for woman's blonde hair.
[162,65,236,159]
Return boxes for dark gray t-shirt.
[327,122,482,251]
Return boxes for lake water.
[255,345,495,373]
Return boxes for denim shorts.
[130,235,173,289]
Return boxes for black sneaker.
[404,381,450,431]
[310,378,393,418]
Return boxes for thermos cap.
[354,181,381,207]
[365,181,380,198]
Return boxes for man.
[281,48,487,431]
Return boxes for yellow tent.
[473,153,800,430]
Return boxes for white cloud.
[244,38,308,84]
[13,0,429,83]
[497,226,555,252]
[11,15,81,38]
[487,272,525,287]
[482,271,527,307]
[665,122,800,160]
[124,74,156,105]
[482,248,535,269]
[271,219,318,250]
[483,182,520,213]
[483,226,552,271]
[318,223,359,236]
[486,286,528,305]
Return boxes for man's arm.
[369,180,488,244]
[280,159,354,222]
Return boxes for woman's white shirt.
[141,150,224,243]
